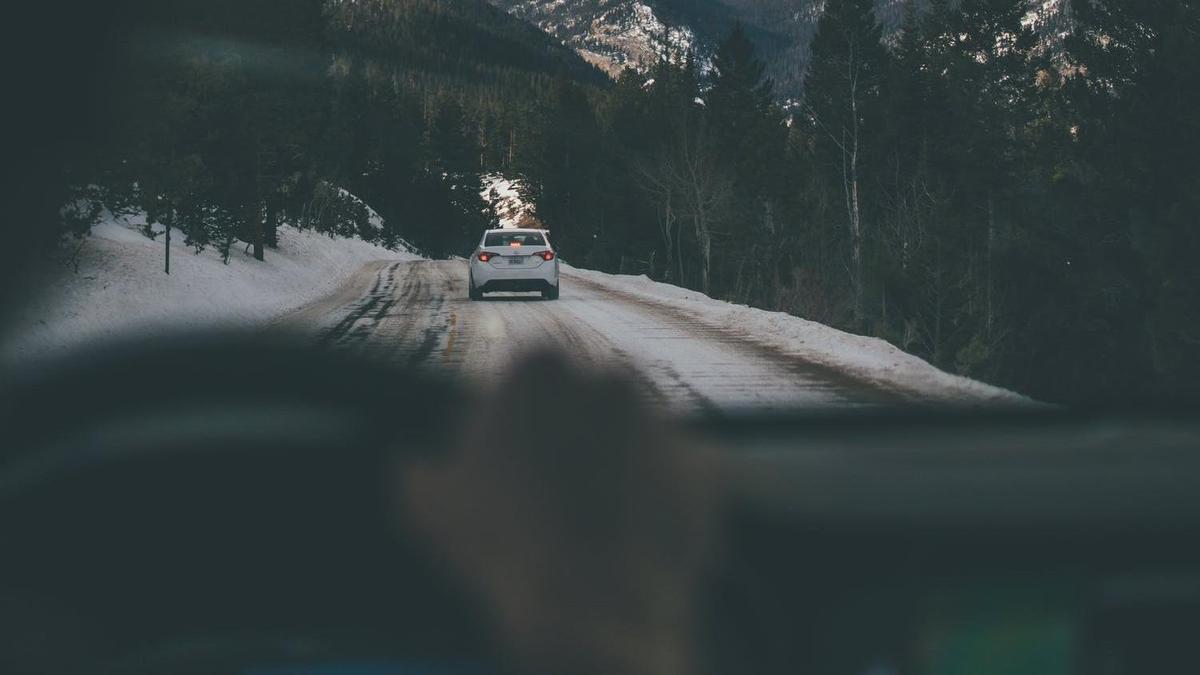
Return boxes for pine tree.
[802,0,888,328]
[874,1,945,356]
[705,23,788,303]
[1053,0,1200,398]
[428,98,479,174]
[707,22,777,167]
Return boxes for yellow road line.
[444,311,458,358]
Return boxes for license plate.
[507,256,523,265]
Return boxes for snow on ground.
[564,264,1036,407]
[2,207,1032,407]
[481,173,539,229]
[0,215,418,364]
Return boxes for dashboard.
[1,335,1197,675]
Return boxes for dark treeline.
[62,0,604,262]
[544,0,1200,404]
[53,0,1200,404]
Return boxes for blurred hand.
[403,351,721,675]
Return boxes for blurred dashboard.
[1,337,1198,675]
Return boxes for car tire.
[469,278,482,301]
[543,284,559,301]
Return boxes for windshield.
[3,3,1200,675]
[485,231,547,247]
[1,0,1197,415]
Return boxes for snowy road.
[280,260,900,413]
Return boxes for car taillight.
[537,250,555,261]
[477,252,495,262]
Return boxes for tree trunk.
[986,193,996,336]
[696,213,711,296]
[253,205,266,262]
[660,195,675,281]
[850,169,863,326]
[677,222,685,286]
[265,200,279,248]
[164,216,171,275]
[848,90,864,328]
[222,229,236,264]
[881,282,887,324]
[933,238,944,360]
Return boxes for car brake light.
[538,250,555,261]
[477,252,495,262]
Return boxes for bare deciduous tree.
[666,121,733,295]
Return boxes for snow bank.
[1,216,419,364]
[564,265,1036,407]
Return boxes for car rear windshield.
[485,231,546,247]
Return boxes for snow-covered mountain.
[489,0,705,76]
[485,0,923,96]
[489,0,1071,99]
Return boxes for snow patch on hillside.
[336,185,384,230]
[565,264,1036,407]
[1,215,419,364]
[496,0,696,76]
[481,173,540,229]
[334,185,421,253]
[595,1,696,68]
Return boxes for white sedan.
[468,228,560,301]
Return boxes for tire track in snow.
[288,260,904,413]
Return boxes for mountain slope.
[487,0,893,96]
[490,0,707,76]
[490,0,1071,100]
[328,0,607,91]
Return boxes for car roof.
[484,228,546,234]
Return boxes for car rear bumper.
[471,260,559,292]
[476,278,557,293]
